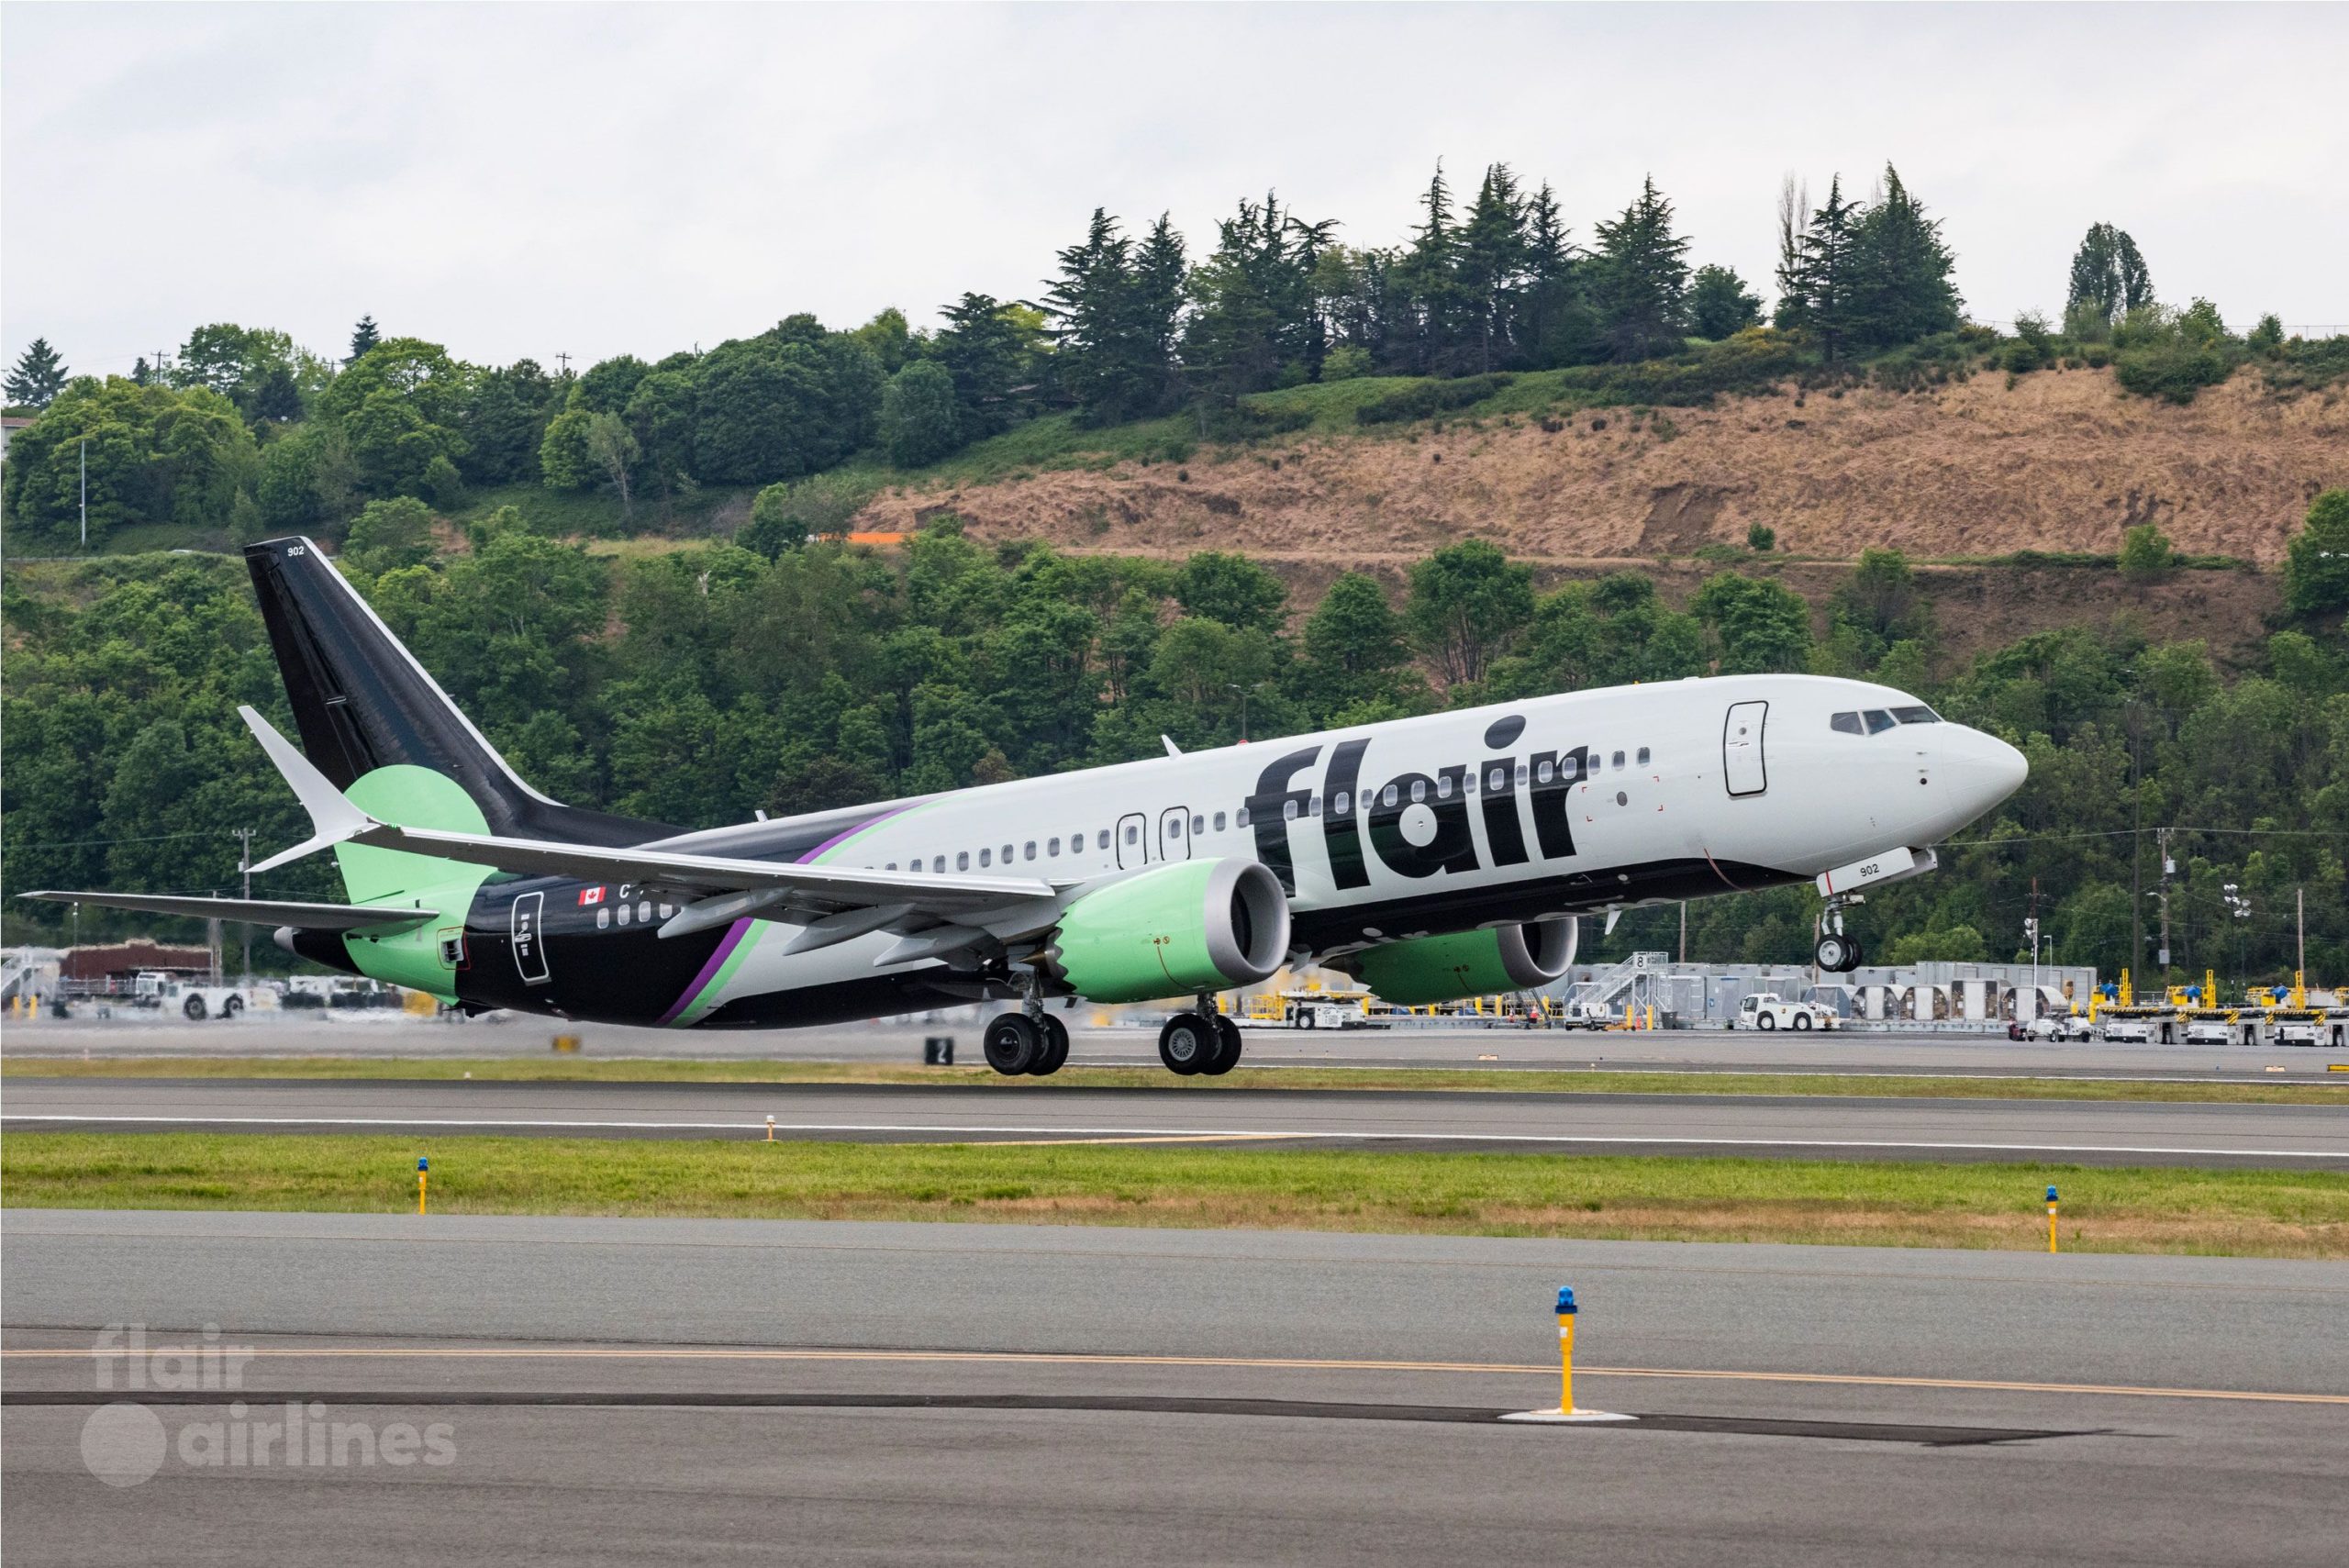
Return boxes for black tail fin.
[242,537,666,846]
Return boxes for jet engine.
[1039,858,1290,1004]
[1346,917,1577,1007]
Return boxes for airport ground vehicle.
[2274,1019,2321,1047]
[1731,993,1840,1031]
[2100,1018,2155,1044]
[1555,1000,1616,1029]
[134,973,246,1019]
[2024,1015,2094,1042]
[31,537,2025,1077]
[2182,1018,2235,1047]
[1280,992,1369,1029]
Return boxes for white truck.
[1731,993,1840,1032]
[2025,1015,2095,1042]
[2182,1018,2234,1048]
[2273,1020,2322,1048]
[1280,993,1371,1030]
[2099,1018,2155,1044]
[133,971,247,1020]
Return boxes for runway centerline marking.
[7,1114,2343,1160]
[5,1345,2341,1406]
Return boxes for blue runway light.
[1555,1286,1577,1315]
[2046,1185,2058,1202]
[418,1157,429,1172]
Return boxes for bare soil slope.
[859,367,2345,565]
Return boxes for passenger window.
[1637,747,1651,766]
[1561,755,1579,780]
[1890,706,1941,724]
[618,903,631,927]
[885,862,897,872]
[1283,799,1297,821]
[980,848,992,867]
[1409,779,1427,804]
[1487,767,1506,791]
[660,904,674,918]
[1099,829,1111,849]
[1191,814,1204,835]
[596,907,610,929]
[1831,711,1864,735]
[1024,842,1036,861]
[1001,844,1013,863]
[638,900,651,924]
[1536,761,1553,784]
[957,851,970,870]
[1331,793,1349,816]
[1213,812,1226,832]
[1381,784,1399,808]
[1864,709,1897,735]
[1516,763,1529,786]
[1169,819,1183,839]
[933,856,945,873]
[1308,796,1323,817]
[1123,824,1138,844]
[1611,751,1625,770]
[1435,774,1453,799]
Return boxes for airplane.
[28,537,2027,1076]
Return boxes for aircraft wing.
[19,892,439,931]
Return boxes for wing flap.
[20,892,438,931]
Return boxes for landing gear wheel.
[1756,1011,1777,1031]
[1030,1014,1070,1075]
[983,1013,1042,1076]
[1814,933,1855,973]
[182,995,207,1021]
[1200,1015,1243,1076]
[1158,1012,1215,1075]
[1845,940,1865,972]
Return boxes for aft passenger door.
[1116,812,1149,870]
[1723,701,1768,796]
[1159,806,1192,862]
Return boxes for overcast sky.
[6,2,2344,378]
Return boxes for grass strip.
[6,1132,2343,1258]
[6,1055,2344,1106]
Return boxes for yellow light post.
[1556,1286,1578,1412]
[417,1157,429,1216]
[2046,1184,2059,1253]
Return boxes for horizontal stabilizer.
[237,705,375,873]
[19,892,438,932]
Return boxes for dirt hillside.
[859,367,2345,565]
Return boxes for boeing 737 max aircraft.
[28,538,2027,1075]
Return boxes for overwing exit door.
[1159,806,1192,862]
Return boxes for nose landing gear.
[1815,899,1865,974]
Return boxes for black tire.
[1302,1010,1317,1030]
[1031,1014,1070,1075]
[1201,1015,1243,1076]
[1793,1012,1813,1031]
[983,1013,1041,1076]
[1158,1012,1214,1075]
[1847,940,1865,972]
[1814,934,1853,973]
[182,995,207,1021]
[1757,1011,1777,1031]
[222,994,243,1018]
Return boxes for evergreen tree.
[1041,208,1185,427]
[1847,165,1960,349]
[347,315,381,365]
[1391,162,1464,373]
[1454,163,1529,373]
[932,294,1033,439]
[1687,265,1764,339]
[1181,195,1322,410]
[1588,176,1691,361]
[879,360,963,467]
[1513,180,1583,364]
[1784,175,1865,361]
[2066,223,2156,331]
[6,337,69,409]
[130,356,154,387]
[1772,174,1808,327]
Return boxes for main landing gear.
[1814,898,1865,974]
[982,986,1071,1077]
[1158,997,1242,1077]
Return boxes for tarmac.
[5,1212,2344,1565]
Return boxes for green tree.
[623,363,700,502]
[347,315,381,365]
[538,406,598,490]
[2065,223,2154,331]
[932,294,1035,439]
[1042,208,1186,426]
[879,360,963,467]
[6,337,69,409]
[1453,163,1529,373]
[2284,489,2349,615]
[584,411,640,517]
[342,496,436,574]
[2118,521,2178,582]
[1405,539,1534,685]
[574,355,649,415]
[1781,175,1865,361]
[1295,572,1420,717]
[1691,573,1813,673]
[1587,175,1690,361]
[1847,165,1960,349]
[1174,551,1286,628]
[1686,265,1763,339]
[0,378,259,546]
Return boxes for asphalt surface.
[6,1212,2345,1565]
[6,1073,2346,1166]
[13,1013,2348,1081]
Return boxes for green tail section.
[335,765,496,1002]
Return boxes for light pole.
[2221,884,2252,994]
[1227,681,1268,744]
[2023,916,2040,1018]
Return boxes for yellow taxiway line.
[6,1345,2343,1406]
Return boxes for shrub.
[2115,338,2235,404]
[879,361,963,468]
[2283,488,2349,615]
[1354,373,1514,426]
[1321,345,1373,382]
[2118,521,2178,582]
[1746,522,1776,552]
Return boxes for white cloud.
[6,1,2343,376]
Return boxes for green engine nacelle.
[1044,858,1290,1005]
[1352,918,1577,1007]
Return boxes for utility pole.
[2024,875,2041,1020]
[1679,901,1687,966]
[555,351,573,374]
[2299,886,2306,979]
[236,828,255,985]
[2154,827,2174,974]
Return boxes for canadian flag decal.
[577,886,607,906]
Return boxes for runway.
[6,1212,2345,1565]
[6,1074,2346,1165]
[13,1013,2347,1081]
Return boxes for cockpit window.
[1863,709,1898,735]
[1830,711,1865,735]
[1890,706,1941,724]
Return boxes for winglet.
[238,705,379,873]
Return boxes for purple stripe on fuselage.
[798,806,908,864]
[656,917,750,1026]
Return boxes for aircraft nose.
[1942,726,2028,819]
